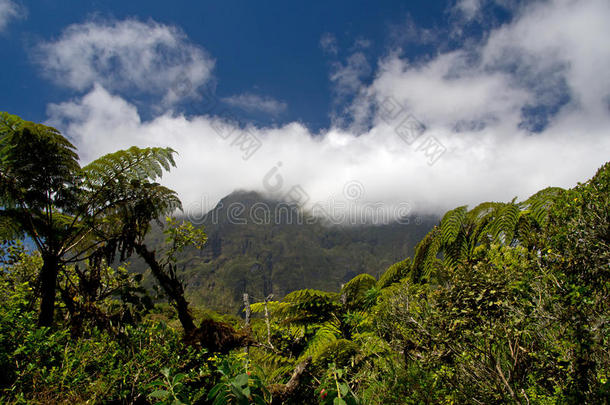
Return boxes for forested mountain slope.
[135,191,437,313]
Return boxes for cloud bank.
[44,0,610,221]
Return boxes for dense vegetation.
[0,112,608,404]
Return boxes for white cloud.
[390,14,441,46]
[46,0,610,222]
[320,33,338,55]
[454,0,483,21]
[35,19,215,104]
[222,93,287,116]
[330,52,371,96]
[329,52,373,129]
[0,0,25,32]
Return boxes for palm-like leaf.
[341,273,376,310]
[441,206,467,246]
[411,226,442,282]
[409,190,565,282]
[377,258,411,289]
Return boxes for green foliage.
[280,289,341,325]
[0,111,182,327]
[163,216,208,263]
[207,354,270,405]
[410,187,565,282]
[411,225,442,281]
[146,367,190,405]
[541,162,610,402]
[316,363,359,405]
[376,258,411,289]
[341,274,376,311]
[440,205,467,246]
[0,265,211,403]
[0,112,80,215]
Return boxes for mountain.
[136,191,438,314]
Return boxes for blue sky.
[1,0,609,220]
[3,0,483,130]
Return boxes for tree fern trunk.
[135,243,196,334]
[38,254,59,327]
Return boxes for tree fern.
[311,338,360,368]
[279,289,341,325]
[0,113,80,216]
[0,112,183,326]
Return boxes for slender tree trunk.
[134,243,196,334]
[38,254,60,327]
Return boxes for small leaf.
[149,389,170,399]
[334,398,348,405]
[207,383,224,399]
[234,373,249,387]
[173,373,186,384]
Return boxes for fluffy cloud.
[0,0,25,32]
[35,19,215,104]
[47,0,610,222]
[222,93,287,116]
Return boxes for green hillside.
[135,191,437,314]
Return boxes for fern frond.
[83,146,177,188]
[377,258,411,289]
[411,226,442,282]
[341,273,376,309]
[490,203,520,244]
[440,205,467,246]
[276,289,341,325]
[0,113,80,210]
[522,187,564,227]
[250,301,289,314]
[311,339,360,368]
[297,321,341,363]
[466,201,501,224]
[443,230,468,267]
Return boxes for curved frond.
[377,258,411,289]
[83,146,176,187]
[297,321,341,363]
[311,338,360,368]
[490,203,520,244]
[411,226,442,282]
[278,289,340,325]
[522,186,564,228]
[341,273,377,309]
[440,205,467,246]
